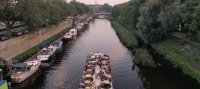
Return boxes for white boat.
[80,23,86,30]
[37,46,56,66]
[79,52,114,89]
[69,28,78,36]
[62,33,72,42]
[76,24,83,32]
[11,60,41,83]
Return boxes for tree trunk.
[6,22,12,38]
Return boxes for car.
[11,29,23,36]
[0,34,8,41]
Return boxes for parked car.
[0,34,8,41]
[11,29,23,36]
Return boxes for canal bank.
[0,15,88,61]
[110,20,200,89]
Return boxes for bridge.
[93,12,111,19]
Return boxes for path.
[0,15,88,60]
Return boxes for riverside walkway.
[0,15,88,60]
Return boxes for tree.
[101,3,112,13]
[0,0,21,37]
[1,0,89,34]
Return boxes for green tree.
[101,3,112,13]
[0,0,21,37]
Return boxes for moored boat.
[62,33,72,42]
[11,60,41,83]
[69,28,78,37]
[37,46,56,66]
[79,52,114,89]
[84,21,89,29]
[52,41,63,53]
[76,24,83,32]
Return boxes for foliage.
[0,0,89,32]
[112,0,200,43]
[181,0,200,43]
[111,0,200,82]
[134,48,157,67]
[0,0,21,37]
[68,1,90,16]
[110,20,138,49]
[112,0,144,30]
[152,36,200,83]
[100,3,112,13]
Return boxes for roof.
[12,63,28,68]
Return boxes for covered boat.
[79,52,114,89]
[11,60,41,83]
[52,41,63,53]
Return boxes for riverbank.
[152,36,200,83]
[110,20,157,68]
[110,19,200,83]
[0,15,88,61]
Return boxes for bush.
[134,48,157,67]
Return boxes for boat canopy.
[52,41,60,46]
[12,63,28,68]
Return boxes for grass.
[110,20,157,67]
[12,26,72,63]
[110,21,138,49]
[152,36,200,83]
[134,48,157,67]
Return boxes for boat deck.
[80,52,113,89]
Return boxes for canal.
[12,19,200,89]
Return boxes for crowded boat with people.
[79,52,114,89]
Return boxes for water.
[11,19,200,89]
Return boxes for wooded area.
[112,0,200,43]
[0,0,89,37]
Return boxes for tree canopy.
[112,0,200,43]
[0,0,89,35]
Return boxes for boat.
[11,60,41,83]
[84,21,89,29]
[62,33,72,42]
[37,46,56,66]
[80,23,86,30]
[79,52,114,89]
[76,24,83,32]
[52,41,63,53]
[69,28,78,37]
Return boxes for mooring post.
[0,69,3,80]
